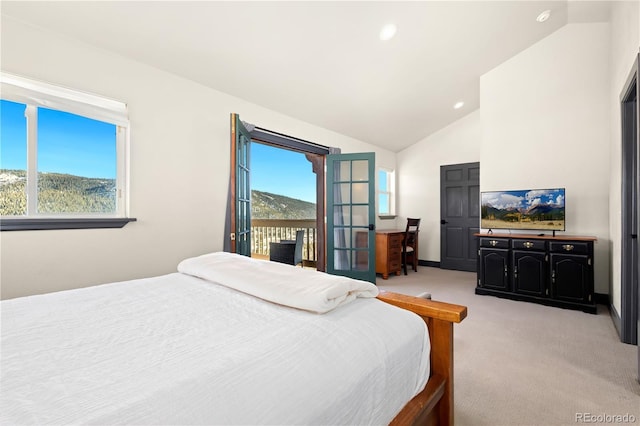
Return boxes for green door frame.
[230,113,252,256]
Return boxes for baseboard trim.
[419,260,441,268]
[610,303,622,339]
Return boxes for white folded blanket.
[177,252,379,313]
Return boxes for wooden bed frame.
[377,291,467,426]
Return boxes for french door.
[229,114,375,281]
[230,113,252,256]
[326,153,376,283]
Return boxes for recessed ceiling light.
[379,24,397,41]
[454,101,464,109]
[536,10,551,23]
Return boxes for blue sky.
[251,142,316,203]
[1,99,116,179]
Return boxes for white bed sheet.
[0,272,430,425]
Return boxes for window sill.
[378,215,397,220]
[0,217,137,231]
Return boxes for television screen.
[481,188,565,231]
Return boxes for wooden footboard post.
[428,317,454,426]
[377,291,466,426]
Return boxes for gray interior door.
[440,162,480,271]
[621,55,639,354]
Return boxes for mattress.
[1,265,430,425]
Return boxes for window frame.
[377,167,396,219]
[0,73,135,231]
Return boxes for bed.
[0,252,466,425]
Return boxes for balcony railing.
[251,218,317,266]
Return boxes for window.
[0,73,133,230]
[377,167,395,218]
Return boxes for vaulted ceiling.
[1,1,613,151]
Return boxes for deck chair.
[269,230,304,267]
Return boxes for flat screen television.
[481,188,565,231]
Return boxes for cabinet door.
[550,254,591,303]
[512,250,547,297]
[479,248,510,291]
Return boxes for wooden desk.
[376,230,420,279]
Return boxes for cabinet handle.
[523,241,534,249]
[562,244,574,251]
[551,270,555,283]
[504,265,508,277]
[514,267,518,279]
[490,240,498,247]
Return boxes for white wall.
[396,22,614,293]
[396,110,481,262]
[608,0,640,314]
[0,17,396,300]
[480,23,611,293]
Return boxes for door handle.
[440,220,448,225]
[632,234,638,239]
[369,224,375,231]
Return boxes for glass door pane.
[326,152,375,283]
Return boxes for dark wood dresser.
[474,233,597,313]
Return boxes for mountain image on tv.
[481,188,565,231]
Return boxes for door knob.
[440,220,448,225]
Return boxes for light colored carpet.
[377,267,640,426]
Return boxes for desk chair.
[402,218,421,275]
